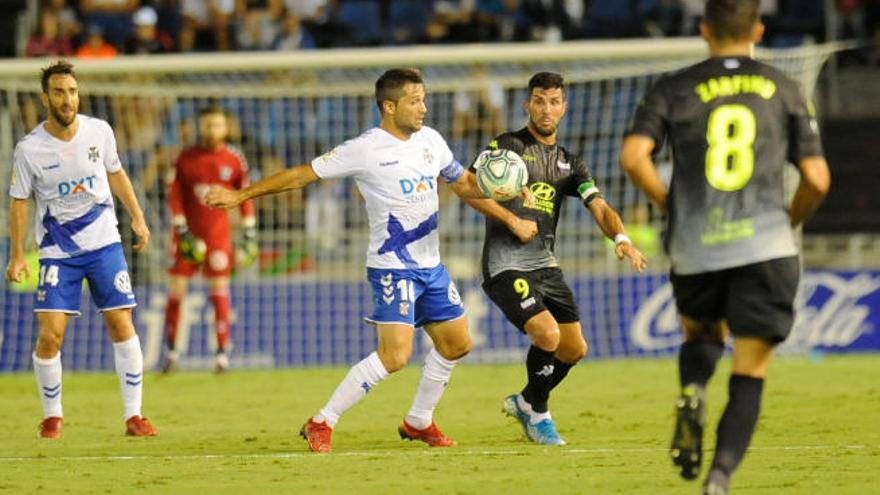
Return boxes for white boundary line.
[0,444,872,463]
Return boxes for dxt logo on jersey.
[399,175,436,195]
[58,175,97,197]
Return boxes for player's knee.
[378,348,411,373]
[558,339,588,363]
[529,327,560,352]
[437,336,471,361]
[35,333,63,356]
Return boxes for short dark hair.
[375,68,423,112]
[705,0,760,42]
[41,60,76,93]
[199,104,226,118]
[527,72,565,99]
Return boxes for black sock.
[711,374,765,476]
[549,358,575,391]
[520,345,556,413]
[678,338,724,388]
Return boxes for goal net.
[0,39,846,370]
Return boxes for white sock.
[517,394,551,425]
[405,348,457,430]
[113,335,144,420]
[33,352,63,418]
[315,352,388,428]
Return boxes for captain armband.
[577,181,603,205]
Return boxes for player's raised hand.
[204,185,242,209]
[507,216,538,243]
[132,218,151,252]
[5,256,30,283]
[615,242,647,273]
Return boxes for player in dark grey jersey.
[466,72,647,446]
[621,1,830,493]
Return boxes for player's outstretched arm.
[620,135,667,213]
[587,198,647,273]
[205,164,318,209]
[789,156,831,227]
[107,168,150,252]
[5,198,31,283]
[463,196,537,243]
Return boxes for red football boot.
[398,420,457,447]
[300,418,332,453]
[125,416,158,436]
[39,416,63,439]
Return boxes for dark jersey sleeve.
[469,132,527,171]
[626,78,671,148]
[782,79,824,163]
[566,153,603,205]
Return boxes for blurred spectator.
[522,0,571,41]
[452,65,505,141]
[388,0,432,44]
[79,0,139,47]
[45,0,82,41]
[125,6,174,53]
[180,0,235,51]
[235,0,283,50]
[76,24,119,57]
[272,12,316,50]
[335,0,383,46]
[426,0,477,43]
[26,9,74,57]
[284,0,327,21]
[639,0,684,37]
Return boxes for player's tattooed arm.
[587,198,647,273]
[620,135,668,213]
[205,164,319,208]
[108,168,150,252]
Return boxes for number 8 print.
[705,104,756,192]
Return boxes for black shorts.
[670,256,800,344]
[482,267,580,332]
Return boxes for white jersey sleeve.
[310,137,365,179]
[10,144,34,199]
[100,120,123,173]
[424,127,463,183]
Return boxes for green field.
[1,356,878,494]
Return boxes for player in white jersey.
[206,68,529,452]
[5,61,157,438]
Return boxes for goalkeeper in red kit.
[162,105,256,373]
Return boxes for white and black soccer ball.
[474,149,529,202]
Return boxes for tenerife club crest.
[88,146,100,163]
[423,147,433,166]
[219,165,233,181]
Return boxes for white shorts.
[182,0,235,25]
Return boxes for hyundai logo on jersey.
[399,175,435,195]
[58,175,97,197]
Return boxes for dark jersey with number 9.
[627,56,824,274]
[471,127,602,279]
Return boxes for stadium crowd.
[1,0,878,58]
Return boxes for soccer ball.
[474,149,529,202]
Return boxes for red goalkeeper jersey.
[168,144,255,248]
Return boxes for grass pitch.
[1,355,878,494]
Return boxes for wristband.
[614,233,631,245]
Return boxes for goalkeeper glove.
[236,227,258,268]
[176,224,206,263]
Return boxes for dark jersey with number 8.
[627,56,824,274]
